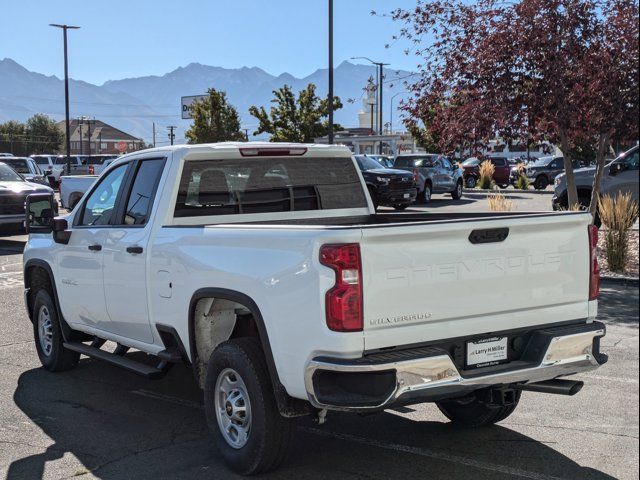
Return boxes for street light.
[350,57,390,153]
[328,0,334,144]
[50,23,80,175]
[390,91,409,134]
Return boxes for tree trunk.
[559,130,578,207]
[589,133,611,220]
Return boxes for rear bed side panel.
[360,213,592,351]
[149,226,364,400]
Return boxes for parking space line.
[302,427,567,480]
[131,389,204,410]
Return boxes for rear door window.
[175,157,367,217]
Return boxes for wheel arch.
[187,288,312,417]
[24,259,57,323]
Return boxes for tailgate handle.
[469,228,509,244]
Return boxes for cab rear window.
[174,157,367,217]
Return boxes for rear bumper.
[305,321,606,412]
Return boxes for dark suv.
[354,155,416,210]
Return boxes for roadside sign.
[181,95,208,119]
[117,141,127,153]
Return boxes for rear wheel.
[534,175,549,190]
[423,182,432,203]
[204,338,294,475]
[451,180,463,200]
[33,289,79,372]
[436,390,521,427]
[465,176,477,188]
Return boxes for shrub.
[487,192,514,211]
[477,160,495,189]
[514,174,530,190]
[598,192,639,272]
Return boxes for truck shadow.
[10,357,616,480]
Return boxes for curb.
[600,276,639,287]
[463,188,553,195]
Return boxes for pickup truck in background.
[23,142,606,475]
[59,158,118,210]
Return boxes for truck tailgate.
[360,213,592,351]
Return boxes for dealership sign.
[181,95,208,119]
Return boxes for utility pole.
[86,117,95,159]
[77,118,83,155]
[152,122,156,147]
[50,23,80,175]
[327,0,334,144]
[167,126,176,145]
[244,129,250,142]
[350,57,390,153]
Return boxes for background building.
[57,119,145,155]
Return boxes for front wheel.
[204,338,294,475]
[436,390,521,427]
[451,181,463,200]
[534,175,549,190]
[33,289,79,371]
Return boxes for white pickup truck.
[23,142,606,475]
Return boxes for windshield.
[2,159,30,174]
[32,157,51,166]
[532,157,553,167]
[394,155,437,168]
[0,164,23,182]
[355,155,385,171]
[462,158,481,166]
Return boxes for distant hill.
[1,57,414,144]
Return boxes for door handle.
[88,244,102,251]
[126,246,143,254]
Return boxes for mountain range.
[0,57,414,144]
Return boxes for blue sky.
[1,0,418,84]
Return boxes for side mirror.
[25,194,57,234]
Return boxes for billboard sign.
[181,95,208,119]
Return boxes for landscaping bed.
[598,229,639,279]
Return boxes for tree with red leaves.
[388,0,639,209]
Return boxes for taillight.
[88,166,94,175]
[588,224,600,300]
[319,243,363,332]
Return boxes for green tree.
[249,84,342,142]
[185,88,245,143]
[0,120,27,156]
[26,114,64,154]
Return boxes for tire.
[577,192,601,227]
[423,182,432,203]
[33,289,79,372]
[436,390,521,428]
[451,180,463,200]
[465,176,477,188]
[534,175,549,190]
[204,338,294,475]
[393,205,408,211]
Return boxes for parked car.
[30,155,58,184]
[0,162,55,232]
[59,157,118,210]
[553,145,639,214]
[0,156,49,185]
[354,154,416,210]
[393,153,464,202]
[23,142,606,475]
[461,156,511,188]
[0,153,14,157]
[511,156,586,190]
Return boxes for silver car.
[553,145,639,211]
[393,154,464,202]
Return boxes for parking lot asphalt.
[1,195,638,480]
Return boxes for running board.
[63,342,168,379]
